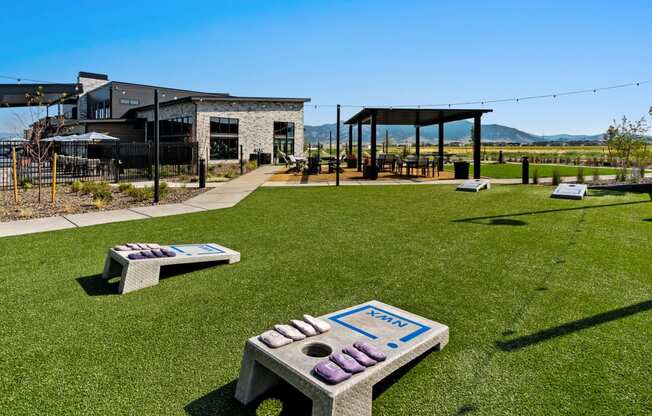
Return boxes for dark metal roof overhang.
[0,83,82,107]
[344,108,493,126]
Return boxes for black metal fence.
[0,141,198,190]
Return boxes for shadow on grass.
[76,261,229,297]
[453,200,650,224]
[487,218,527,226]
[185,344,442,416]
[184,379,311,416]
[643,218,652,223]
[76,274,120,296]
[497,300,652,352]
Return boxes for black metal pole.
[329,131,332,156]
[154,89,160,202]
[370,111,377,180]
[415,109,420,158]
[473,115,481,179]
[348,124,353,156]
[336,104,340,186]
[357,121,362,172]
[438,120,445,171]
[385,130,389,154]
[522,156,530,184]
[240,144,244,175]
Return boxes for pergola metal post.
[357,121,362,172]
[370,111,377,179]
[438,121,445,171]
[348,124,353,156]
[154,89,160,203]
[473,115,481,179]
[415,109,420,158]
[336,104,340,186]
[329,131,332,156]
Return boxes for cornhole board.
[457,179,490,192]
[102,243,240,294]
[235,300,449,416]
[551,183,588,200]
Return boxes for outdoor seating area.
[268,164,456,184]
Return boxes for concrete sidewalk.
[0,165,279,238]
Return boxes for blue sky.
[1,0,650,134]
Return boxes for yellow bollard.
[12,147,19,204]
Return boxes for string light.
[304,79,651,109]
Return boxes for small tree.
[604,116,650,181]
[20,86,69,202]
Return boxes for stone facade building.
[55,72,310,163]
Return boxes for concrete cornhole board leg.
[457,179,490,192]
[101,243,240,294]
[235,300,449,416]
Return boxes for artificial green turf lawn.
[1,185,651,415]
[445,163,620,179]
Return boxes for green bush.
[118,182,134,193]
[19,178,33,190]
[71,180,83,193]
[552,169,561,186]
[532,168,539,184]
[93,188,113,202]
[592,169,600,182]
[127,186,154,202]
[80,181,111,196]
[576,167,585,184]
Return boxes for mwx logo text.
[367,309,409,328]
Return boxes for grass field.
[444,163,621,179]
[1,185,651,415]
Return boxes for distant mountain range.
[304,121,604,144]
[0,132,18,139]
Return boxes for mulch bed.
[1,186,208,222]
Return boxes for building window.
[147,116,193,143]
[273,121,295,159]
[210,117,239,159]
[119,98,140,106]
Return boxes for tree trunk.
[37,160,42,203]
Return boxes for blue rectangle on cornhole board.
[169,244,225,256]
[328,305,431,346]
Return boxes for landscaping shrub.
[93,198,108,210]
[552,169,561,186]
[80,181,111,196]
[532,168,539,184]
[93,188,113,203]
[118,182,134,193]
[576,167,585,184]
[70,180,83,193]
[592,168,600,183]
[19,179,33,190]
[127,186,154,202]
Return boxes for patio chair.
[395,156,405,175]
[416,157,430,177]
[287,155,305,172]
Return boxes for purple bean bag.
[151,249,165,258]
[313,361,351,385]
[353,342,386,362]
[127,253,146,260]
[140,250,156,258]
[126,243,140,250]
[330,353,365,374]
[160,248,177,257]
[343,346,377,367]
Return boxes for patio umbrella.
[73,132,120,142]
[42,135,79,142]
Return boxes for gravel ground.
[1,185,207,222]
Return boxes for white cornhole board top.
[457,179,491,192]
[235,300,449,415]
[102,243,240,294]
[551,183,588,200]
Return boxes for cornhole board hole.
[102,243,240,294]
[551,183,588,200]
[457,179,490,192]
[235,300,449,416]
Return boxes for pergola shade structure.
[344,108,493,179]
